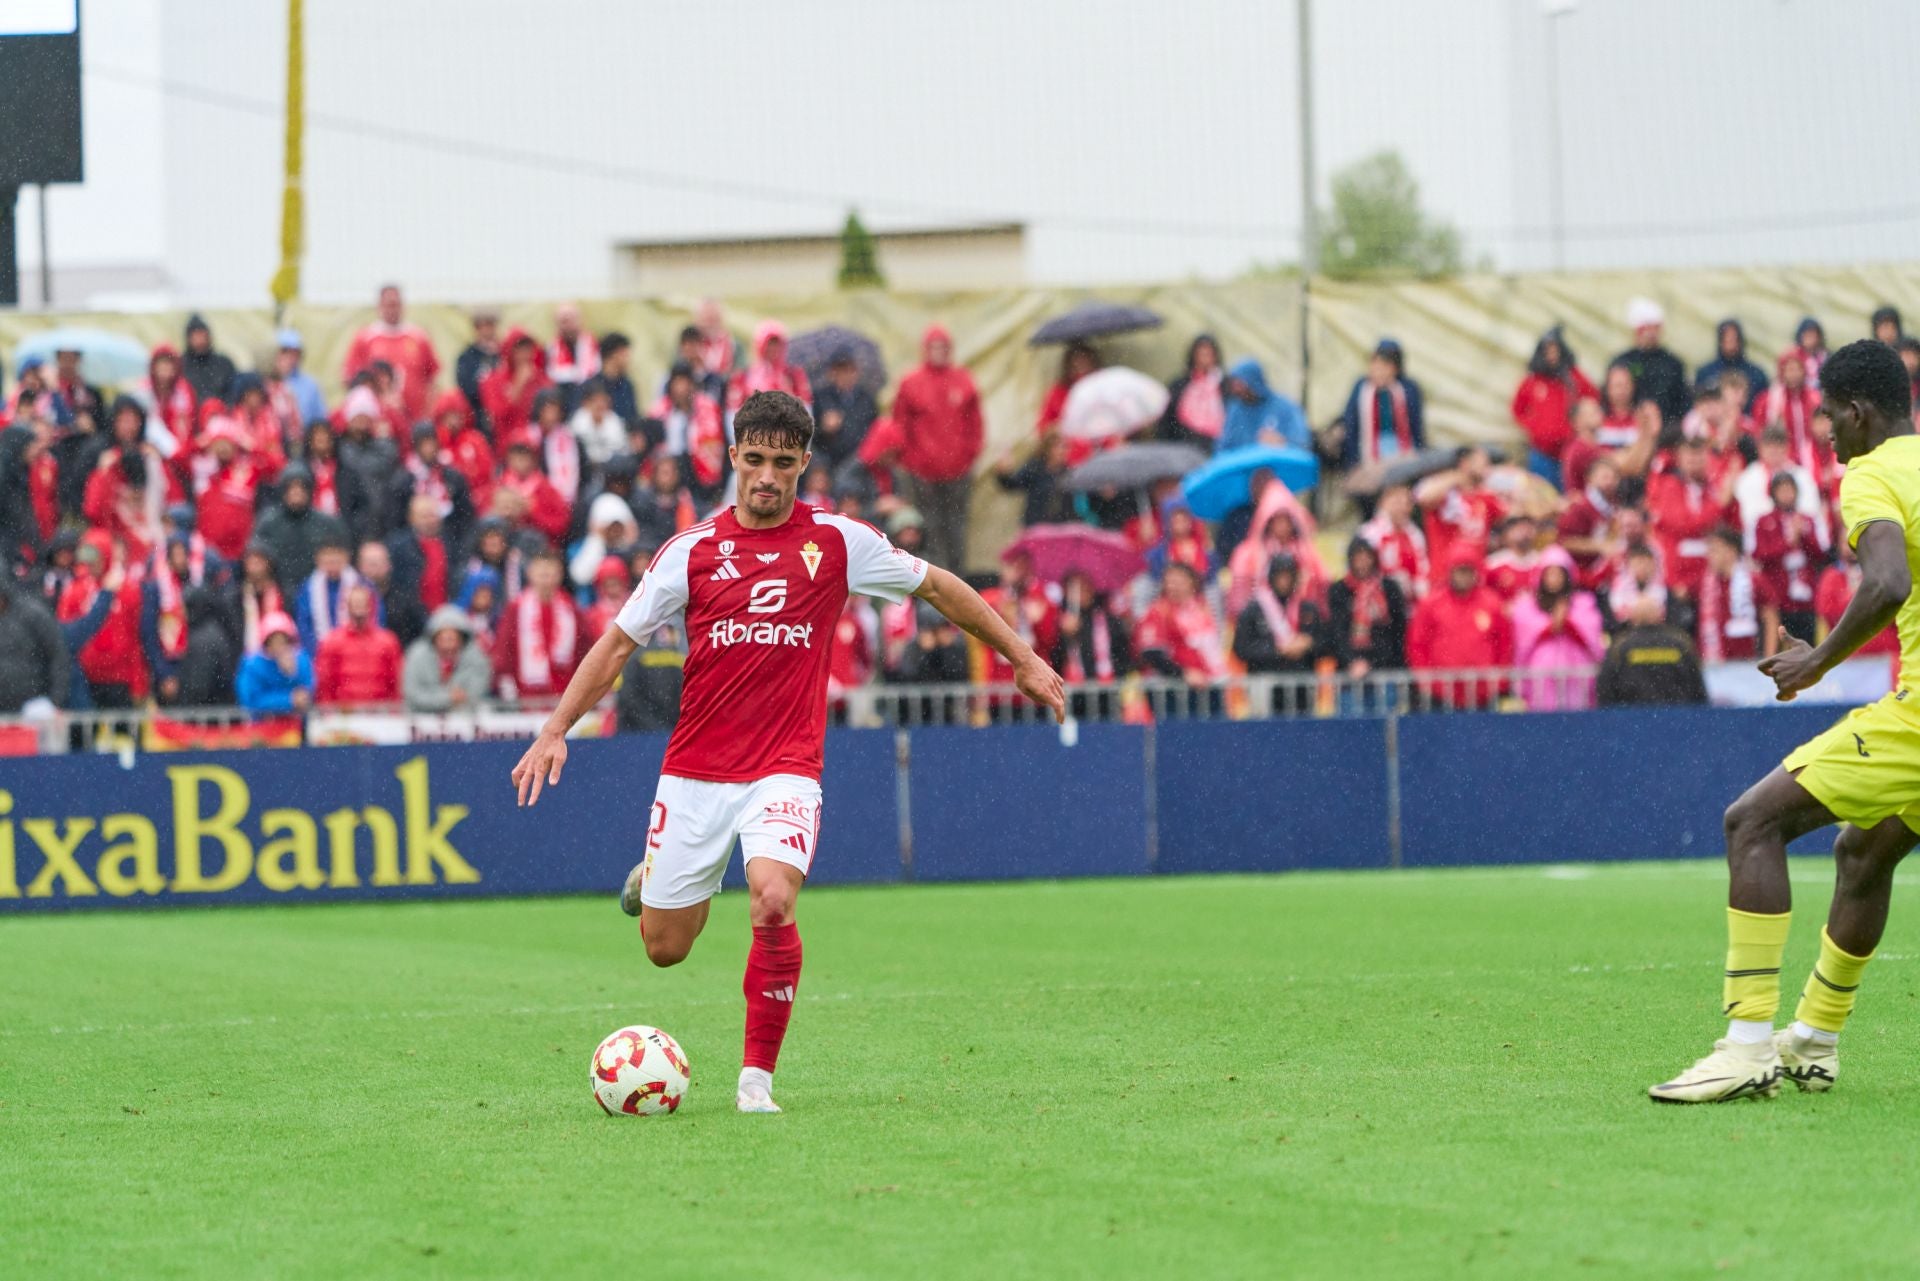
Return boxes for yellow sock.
[1723,908,1792,1022]
[1793,928,1874,1035]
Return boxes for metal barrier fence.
[0,666,1610,755]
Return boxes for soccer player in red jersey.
[512,391,1065,1113]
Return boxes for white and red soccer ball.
[591,1025,691,1116]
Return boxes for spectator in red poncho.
[314,582,403,706]
[693,297,739,385]
[431,390,494,515]
[1556,455,1624,588]
[137,344,197,463]
[854,415,905,502]
[193,418,266,561]
[893,323,985,570]
[1407,548,1513,709]
[496,549,581,700]
[1358,483,1428,601]
[1415,446,1505,590]
[493,433,571,547]
[546,302,600,411]
[342,284,441,427]
[649,361,726,496]
[827,596,878,710]
[1645,436,1731,598]
[227,374,288,475]
[479,328,550,444]
[1697,526,1778,663]
[1134,563,1228,685]
[1750,472,1825,643]
[1511,326,1596,487]
[726,320,811,420]
[1145,499,1213,581]
[25,420,58,546]
[59,537,148,707]
[1035,343,1101,467]
[582,556,632,638]
[82,399,168,564]
[1752,347,1828,487]
[981,550,1061,682]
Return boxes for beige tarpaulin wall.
[3,265,1915,566]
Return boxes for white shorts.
[638,773,823,910]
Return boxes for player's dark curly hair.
[1822,338,1912,421]
[733,390,814,452]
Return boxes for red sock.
[742,921,803,1072]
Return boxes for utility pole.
[0,188,16,307]
[37,183,50,306]
[1542,0,1578,272]
[1297,0,1316,418]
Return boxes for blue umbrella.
[13,327,151,386]
[1028,301,1162,347]
[788,325,887,398]
[1179,446,1320,521]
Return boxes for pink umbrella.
[1002,523,1146,595]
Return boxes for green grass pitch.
[7,863,1920,1279]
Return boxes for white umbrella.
[13,327,152,386]
[1059,367,1169,441]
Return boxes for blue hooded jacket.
[1218,358,1309,453]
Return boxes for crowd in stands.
[0,284,1904,724]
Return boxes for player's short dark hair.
[733,391,814,453]
[1822,338,1913,422]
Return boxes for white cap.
[1626,297,1664,330]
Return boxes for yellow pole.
[268,0,304,312]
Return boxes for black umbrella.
[1063,443,1209,493]
[788,325,888,398]
[1029,300,1163,347]
[1344,445,1512,498]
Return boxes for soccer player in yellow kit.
[1653,340,1920,1103]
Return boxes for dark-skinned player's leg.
[737,858,805,1113]
[1651,767,1834,1102]
[1775,816,1920,1092]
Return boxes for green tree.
[837,210,885,289]
[1318,150,1462,280]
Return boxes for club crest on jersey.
[800,540,823,580]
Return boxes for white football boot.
[1648,1037,1781,1103]
[1774,1026,1838,1093]
[736,1067,782,1114]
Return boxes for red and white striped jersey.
[615,502,927,782]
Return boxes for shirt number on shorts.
[647,802,669,850]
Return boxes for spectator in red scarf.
[387,490,454,628]
[1510,547,1605,711]
[547,302,601,412]
[1407,548,1513,709]
[1750,472,1826,642]
[268,328,326,429]
[1415,446,1504,589]
[138,344,197,464]
[1606,542,1668,627]
[1326,536,1408,679]
[1483,515,1541,602]
[1035,343,1101,466]
[1358,483,1428,601]
[1815,535,1899,664]
[1145,499,1213,581]
[1752,347,1828,484]
[343,284,441,426]
[227,374,287,475]
[893,323,985,569]
[527,389,580,507]
[1226,503,1324,618]
[313,582,403,706]
[1340,339,1425,469]
[982,550,1061,675]
[479,328,550,445]
[193,418,265,560]
[391,421,475,554]
[237,541,285,655]
[58,537,148,708]
[82,399,168,564]
[1697,526,1778,663]
[492,434,571,548]
[1233,552,1325,678]
[1556,454,1624,587]
[1055,570,1132,690]
[1734,424,1825,549]
[1134,563,1227,685]
[24,419,58,546]
[1795,317,1829,390]
[141,532,231,706]
[1159,334,1225,449]
[1645,436,1731,598]
[694,297,739,385]
[496,549,581,700]
[727,320,812,421]
[1511,325,1596,487]
[650,361,727,496]
[301,419,344,517]
[51,345,101,422]
[427,389,492,516]
[827,596,879,714]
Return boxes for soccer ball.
[591,1025,691,1116]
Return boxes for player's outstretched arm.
[913,565,1066,722]
[1760,522,1910,701]
[511,626,640,806]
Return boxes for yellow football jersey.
[1839,433,1920,690]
